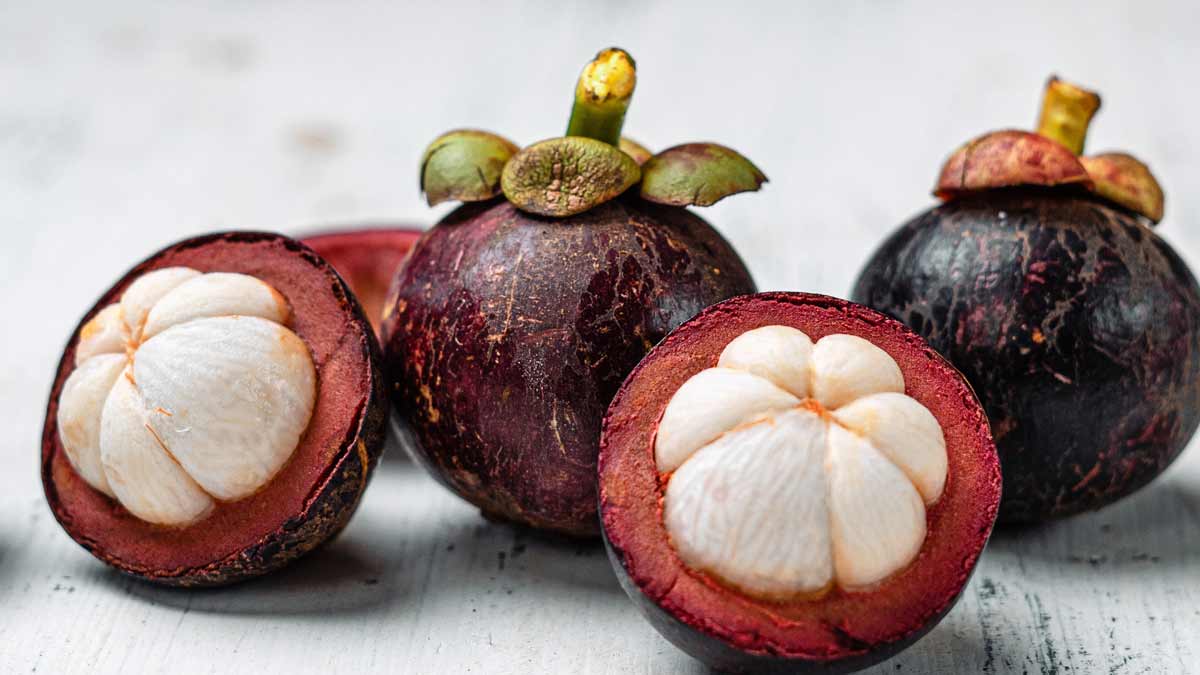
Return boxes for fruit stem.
[566,48,636,146]
[1036,76,1101,155]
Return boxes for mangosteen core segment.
[853,77,1197,522]
[599,292,1000,673]
[302,226,423,338]
[384,198,755,535]
[42,232,388,586]
[387,47,765,536]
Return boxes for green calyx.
[501,137,640,217]
[619,137,653,165]
[420,130,519,206]
[640,144,767,206]
[416,48,765,217]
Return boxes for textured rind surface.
[302,226,423,337]
[41,232,388,586]
[852,191,1200,522]
[382,197,755,536]
[599,292,1000,672]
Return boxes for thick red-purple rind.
[301,226,423,338]
[382,197,756,536]
[599,292,1001,672]
[41,231,388,587]
[853,191,1200,522]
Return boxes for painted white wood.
[1,1,1197,672]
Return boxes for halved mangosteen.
[383,48,763,536]
[600,292,1001,673]
[42,231,387,586]
[302,227,422,339]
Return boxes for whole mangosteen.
[600,292,1001,672]
[853,77,1200,523]
[42,232,388,586]
[383,48,762,536]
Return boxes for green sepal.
[501,137,641,217]
[420,129,519,206]
[619,137,652,165]
[639,143,767,207]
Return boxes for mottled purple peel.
[853,191,1200,522]
[382,198,755,536]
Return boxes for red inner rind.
[302,227,422,336]
[599,292,1001,660]
[42,232,376,577]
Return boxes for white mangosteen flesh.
[57,267,316,527]
[656,326,947,600]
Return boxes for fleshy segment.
[656,326,947,599]
[57,269,316,527]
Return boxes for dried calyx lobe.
[386,47,766,535]
[853,77,1198,522]
[42,232,388,586]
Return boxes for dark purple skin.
[602,532,950,674]
[853,189,1200,522]
[382,196,755,536]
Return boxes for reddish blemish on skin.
[600,293,1000,671]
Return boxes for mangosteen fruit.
[302,226,422,338]
[853,77,1200,523]
[42,231,388,586]
[599,292,1001,673]
[383,48,763,536]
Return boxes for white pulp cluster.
[57,268,317,527]
[655,326,948,600]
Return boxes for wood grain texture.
[1,1,1198,672]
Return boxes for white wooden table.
[2,2,1197,672]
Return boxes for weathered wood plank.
[1,1,1198,673]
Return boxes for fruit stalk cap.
[934,76,1164,223]
[566,48,636,146]
[1036,76,1101,155]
